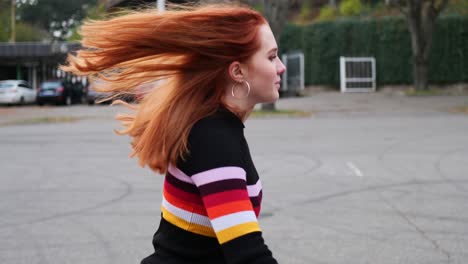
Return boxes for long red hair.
[61,4,267,174]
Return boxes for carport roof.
[0,42,81,58]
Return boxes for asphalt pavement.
[1,91,467,264]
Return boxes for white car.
[0,80,37,105]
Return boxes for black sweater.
[141,106,277,264]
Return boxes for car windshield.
[0,83,15,89]
[42,82,61,89]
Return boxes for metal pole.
[10,0,16,43]
[157,0,165,13]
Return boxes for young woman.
[62,3,286,264]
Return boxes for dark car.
[37,80,83,106]
[85,80,112,105]
[85,79,135,105]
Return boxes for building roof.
[0,42,81,58]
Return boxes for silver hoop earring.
[231,80,250,99]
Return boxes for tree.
[15,22,49,41]
[0,0,49,42]
[0,0,11,42]
[390,0,449,91]
[68,2,107,41]
[17,0,98,41]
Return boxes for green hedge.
[280,16,468,87]
[279,24,304,56]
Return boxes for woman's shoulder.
[178,107,246,175]
[190,107,244,141]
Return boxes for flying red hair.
[61,4,267,174]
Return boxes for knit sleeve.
[178,120,278,264]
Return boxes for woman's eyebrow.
[268,48,278,53]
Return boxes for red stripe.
[164,180,203,205]
[253,205,261,218]
[163,189,207,216]
[203,189,250,208]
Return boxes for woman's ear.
[228,61,247,82]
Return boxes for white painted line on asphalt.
[346,161,364,177]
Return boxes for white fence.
[281,51,304,96]
[340,56,376,93]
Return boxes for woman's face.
[245,24,286,104]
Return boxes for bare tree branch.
[393,0,409,16]
[398,5,409,16]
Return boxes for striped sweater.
[141,106,277,264]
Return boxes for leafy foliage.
[15,22,48,41]
[444,0,468,15]
[339,0,363,16]
[0,1,10,42]
[67,2,107,41]
[317,6,338,21]
[280,16,468,87]
[295,1,313,24]
[17,0,98,40]
[0,0,48,42]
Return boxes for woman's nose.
[277,60,286,75]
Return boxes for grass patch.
[251,109,312,118]
[449,105,468,114]
[405,89,448,96]
[0,116,85,127]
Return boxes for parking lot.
[1,91,468,264]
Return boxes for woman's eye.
[269,56,277,61]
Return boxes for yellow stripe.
[216,221,261,244]
[161,206,216,237]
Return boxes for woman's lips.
[275,82,281,90]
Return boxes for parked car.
[0,80,36,105]
[85,80,112,105]
[37,80,83,106]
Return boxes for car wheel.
[19,97,25,106]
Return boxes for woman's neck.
[222,97,255,123]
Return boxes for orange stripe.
[208,200,254,219]
[163,189,207,216]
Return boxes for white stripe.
[168,164,193,184]
[346,161,364,177]
[211,211,257,232]
[247,179,262,197]
[192,167,246,186]
[162,196,212,228]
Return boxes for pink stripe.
[168,164,193,184]
[247,179,262,197]
[192,167,246,187]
